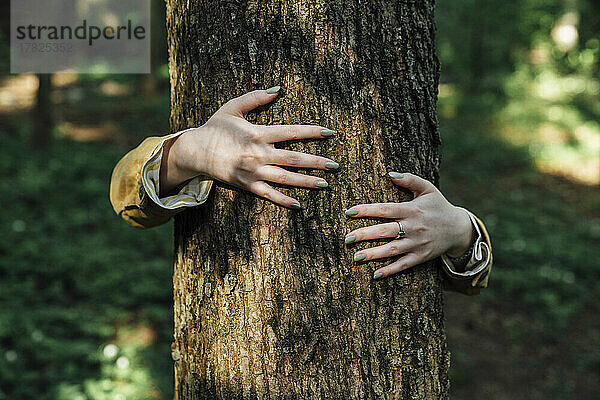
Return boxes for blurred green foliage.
[437,0,599,186]
[436,0,599,398]
[0,0,598,399]
[0,131,176,399]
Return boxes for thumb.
[388,172,435,196]
[222,86,281,117]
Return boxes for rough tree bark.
[167,0,448,398]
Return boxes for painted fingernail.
[325,161,340,170]
[345,209,358,216]
[320,129,335,137]
[315,180,329,188]
[373,272,383,280]
[388,171,403,179]
[345,235,356,244]
[266,85,281,94]
[354,253,366,262]
[290,203,301,210]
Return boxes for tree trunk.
[143,0,167,96]
[167,1,447,398]
[33,74,52,148]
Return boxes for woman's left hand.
[344,172,474,280]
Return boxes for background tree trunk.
[167,0,448,398]
[143,0,168,96]
[33,74,52,148]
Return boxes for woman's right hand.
[160,87,339,209]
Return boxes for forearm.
[445,206,475,260]
[159,135,185,197]
[159,126,215,197]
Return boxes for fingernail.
[354,253,366,262]
[388,171,403,179]
[315,180,329,188]
[320,129,335,137]
[290,203,301,210]
[345,235,356,244]
[266,85,281,94]
[373,272,383,280]
[345,209,358,216]
[325,161,339,170]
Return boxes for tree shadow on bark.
[175,185,258,279]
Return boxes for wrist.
[446,206,475,258]
[159,129,205,197]
[175,126,214,178]
[159,136,181,197]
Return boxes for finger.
[247,181,301,209]
[373,253,421,280]
[388,172,435,196]
[257,165,329,189]
[352,239,413,263]
[345,202,410,219]
[223,87,281,117]
[268,149,339,170]
[259,124,334,143]
[345,221,407,244]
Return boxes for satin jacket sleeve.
[109,129,213,229]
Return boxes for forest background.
[0,0,598,399]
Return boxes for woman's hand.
[344,172,474,280]
[160,87,339,208]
